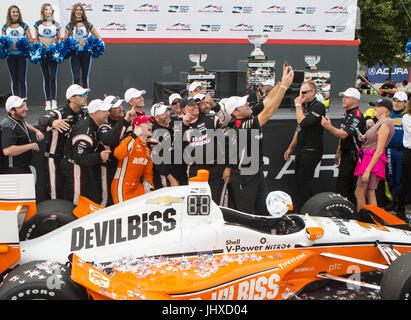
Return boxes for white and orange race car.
[0,170,410,300]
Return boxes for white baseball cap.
[393,91,408,102]
[66,84,90,100]
[261,79,275,87]
[224,95,249,116]
[103,95,123,109]
[150,102,168,117]
[124,88,146,103]
[193,93,206,102]
[189,81,202,93]
[338,88,360,100]
[87,99,111,113]
[5,96,26,112]
[169,93,182,105]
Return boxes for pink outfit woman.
[354,119,394,189]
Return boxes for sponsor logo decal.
[261,5,287,14]
[102,4,125,13]
[166,23,192,32]
[70,208,177,251]
[295,6,316,14]
[134,4,160,13]
[232,6,253,14]
[325,6,349,14]
[263,25,284,32]
[229,24,254,32]
[146,196,184,205]
[292,24,317,32]
[168,5,189,13]
[101,23,127,31]
[198,5,223,13]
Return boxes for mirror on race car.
[266,191,293,218]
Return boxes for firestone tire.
[380,251,411,300]
[299,192,356,219]
[0,261,88,300]
[19,199,77,241]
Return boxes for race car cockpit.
[220,207,305,236]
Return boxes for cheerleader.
[34,3,61,110]
[64,3,101,89]
[2,5,32,98]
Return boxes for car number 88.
[187,195,210,215]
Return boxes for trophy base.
[248,55,267,60]
[191,66,206,72]
[306,66,318,70]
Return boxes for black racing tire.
[299,192,356,219]
[380,251,411,300]
[0,260,88,300]
[19,199,77,241]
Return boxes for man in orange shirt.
[111,115,154,204]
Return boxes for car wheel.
[0,261,88,300]
[19,199,77,240]
[380,251,411,300]
[299,192,356,219]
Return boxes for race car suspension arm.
[374,241,400,265]
[316,273,381,291]
[320,252,388,270]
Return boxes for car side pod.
[70,254,166,300]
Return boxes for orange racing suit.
[111,134,154,203]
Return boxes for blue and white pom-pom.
[406,39,411,58]
[29,42,46,64]
[48,41,65,63]
[0,35,13,59]
[16,37,30,58]
[62,37,79,58]
[84,36,105,58]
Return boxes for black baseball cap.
[180,97,196,109]
[369,98,393,111]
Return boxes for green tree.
[357,0,411,78]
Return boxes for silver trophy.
[304,55,321,70]
[248,35,268,59]
[189,54,207,72]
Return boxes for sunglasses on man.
[171,99,182,105]
[301,89,313,95]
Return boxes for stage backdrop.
[59,0,358,42]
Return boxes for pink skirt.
[354,149,387,180]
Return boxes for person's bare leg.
[355,185,367,212]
